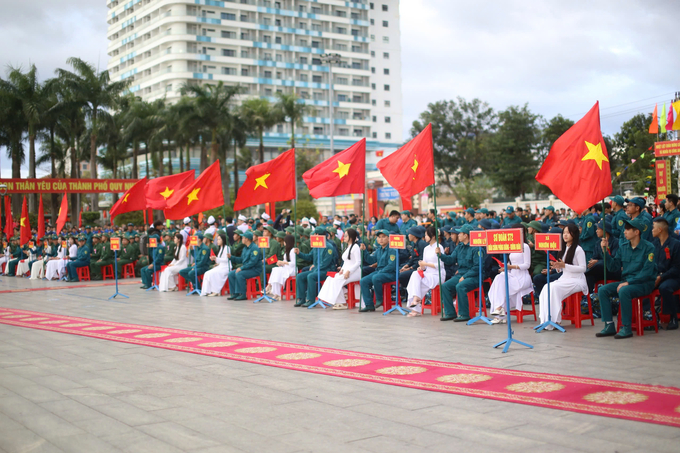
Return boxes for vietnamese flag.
[649,104,659,134]
[233,149,296,212]
[164,161,224,219]
[37,194,45,241]
[56,193,68,235]
[303,138,366,198]
[110,177,148,221]
[78,209,82,228]
[536,102,612,213]
[377,123,434,199]
[145,170,195,209]
[19,197,30,246]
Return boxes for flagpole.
[432,180,445,320]
[602,197,607,285]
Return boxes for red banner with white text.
[0,179,141,194]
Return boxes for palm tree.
[0,87,27,211]
[275,92,309,149]
[179,82,243,165]
[240,98,282,164]
[56,57,128,211]
[0,64,46,211]
[120,95,152,179]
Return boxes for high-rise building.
[106,0,402,181]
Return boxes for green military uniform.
[359,230,398,310]
[263,228,281,275]
[140,235,166,289]
[164,239,176,265]
[296,230,337,307]
[227,232,263,300]
[116,237,137,273]
[180,234,211,290]
[439,225,482,320]
[597,217,656,339]
[527,221,547,275]
[91,236,114,280]
[579,214,598,263]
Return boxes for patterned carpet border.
[1,307,679,428]
[0,280,142,294]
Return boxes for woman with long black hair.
[406,226,445,316]
[267,234,297,301]
[201,231,232,296]
[318,228,362,309]
[159,234,188,292]
[538,223,587,329]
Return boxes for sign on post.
[61,241,67,249]
[654,140,680,157]
[110,237,121,251]
[656,160,672,201]
[389,234,406,249]
[310,235,326,248]
[534,233,562,252]
[257,236,270,248]
[486,228,524,254]
[148,237,158,248]
[189,235,199,247]
[469,231,487,247]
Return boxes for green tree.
[275,92,309,148]
[240,98,282,164]
[56,57,128,211]
[0,85,27,211]
[612,113,656,194]
[411,98,497,202]
[487,104,542,198]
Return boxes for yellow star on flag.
[123,193,130,203]
[254,173,270,190]
[20,217,26,227]
[160,187,174,199]
[582,141,609,170]
[333,161,351,178]
[411,157,419,180]
[186,188,200,205]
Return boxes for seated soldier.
[293,228,337,307]
[585,220,620,295]
[398,226,426,291]
[596,218,656,339]
[358,230,398,312]
[438,225,481,322]
[651,218,680,330]
[227,231,263,300]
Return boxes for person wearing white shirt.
[266,234,297,301]
[201,232,232,296]
[538,224,588,329]
[45,241,67,280]
[318,229,361,309]
[205,216,217,237]
[29,239,51,279]
[159,234,188,291]
[180,217,192,243]
[406,226,446,316]
[0,239,10,272]
[489,231,533,324]
[237,215,249,233]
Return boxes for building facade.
[106,0,402,196]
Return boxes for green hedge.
[113,211,144,227]
[81,212,101,226]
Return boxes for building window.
[372,99,377,106]
[370,19,374,25]
[371,51,375,57]
[383,52,389,59]
[221,31,236,39]
[370,34,375,41]
[382,20,388,27]
[372,116,376,122]
[312,41,320,48]
[370,3,374,9]
[265,88,272,96]
[312,57,321,65]
[277,124,284,133]
[263,35,271,43]
[383,68,389,75]
[371,67,375,74]
[384,100,390,107]
[275,36,282,44]
[299,74,308,82]
[312,75,322,83]
[314,126,323,134]
[241,68,249,76]
[300,56,308,64]
[241,50,249,58]
[264,70,272,78]
[384,84,390,91]
[371,83,376,89]
[385,116,391,123]
[385,132,391,139]
[372,132,377,138]
[222,49,235,56]
[221,12,235,20]
[382,4,388,11]
[264,53,272,60]
[382,36,389,43]
[339,128,349,136]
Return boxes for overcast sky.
[1,0,678,177]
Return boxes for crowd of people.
[2,194,679,339]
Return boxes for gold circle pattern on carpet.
[164,337,203,343]
[107,329,142,334]
[583,391,649,405]
[437,374,493,384]
[198,342,238,348]
[83,326,116,331]
[60,323,90,327]
[506,381,566,393]
[235,347,277,353]
[376,366,428,376]
[323,359,372,367]
[39,320,70,324]
[276,352,322,360]
[136,333,171,338]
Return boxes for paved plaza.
[0,277,679,453]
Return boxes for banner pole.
[432,181,444,320]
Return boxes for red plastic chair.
[658,289,680,324]
[122,263,136,278]
[283,276,296,300]
[102,265,114,280]
[509,292,537,323]
[422,285,442,316]
[220,279,230,296]
[347,281,360,308]
[379,282,398,312]
[617,290,659,336]
[464,278,492,317]
[246,277,262,299]
[187,274,204,292]
[561,293,594,328]
[177,274,187,290]
[76,266,90,282]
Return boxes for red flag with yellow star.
[303,138,366,198]
[19,197,30,246]
[536,102,612,213]
[164,161,224,219]
[377,123,435,199]
[145,170,195,209]
[37,194,45,241]
[110,177,148,221]
[233,149,296,212]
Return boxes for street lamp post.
[321,53,341,217]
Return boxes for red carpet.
[0,280,142,294]
[1,307,679,428]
